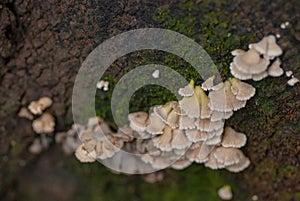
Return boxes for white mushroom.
[171,129,192,149]
[153,126,173,151]
[185,129,207,142]
[212,147,244,166]
[75,144,97,162]
[249,35,283,59]
[18,107,34,120]
[128,112,149,132]
[287,77,300,86]
[218,185,233,200]
[171,158,192,170]
[229,78,256,101]
[201,75,215,91]
[268,58,284,77]
[146,113,166,135]
[178,80,194,97]
[152,70,160,78]
[32,113,55,134]
[226,154,250,173]
[28,97,53,115]
[221,127,247,148]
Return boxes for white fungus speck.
[252,195,258,201]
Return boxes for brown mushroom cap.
[165,109,180,129]
[153,125,173,151]
[146,113,166,135]
[233,49,270,74]
[128,112,149,132]
[221,127,247,148]
[229,78,256,101]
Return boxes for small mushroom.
[285,70,293,77]
[187,143,214,163]
[233,49,270,74]
[287,77,299,86]
[153,103,172,123]
[226,154,250,173]
[208,81,247,112]
[195,118,224,132]
[268,58,284,77]
[204,152,226,169]
[165,109,180,129]
[231,49,246,56]
[185,129,207,142]
[75,144,97,162]
[210,110,233,122]
[252,70,269,81]
[201,75,215,91]
[212,147,243,166]
[178,80,194,97]
[230,62,252,80]
[249,35,283,59]
[171,129,192,149]
[229,78,256,101]
[152,70,160,78]
[146,113,166,135]
[221,127,247,148]
[128,112,149,132]
[32,113,55,134]
[218,185,233,200]
[171,158,192,170]
[28,97,53,115]
[153,125,173,151]
[205,135,222,145]
[18,107,34,120]
[179,115,196,130]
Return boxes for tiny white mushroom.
[268,58,284,77]
[178,80,195,97]
[213,147,244,166]
[221,127,247,148]
[229,78,256,101]
[18,107,34,120]
[287,77,300,86]
[218,185,233,200]
[285,70,293,77]
[201,75,215,91]
[32,113,55,134]
[226,154,250,173]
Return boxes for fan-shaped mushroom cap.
[201,75,215,91]
[153,103,172,122]
[32,113,55,134]
[179,115,195,130]
[287,77,300,86]
[171,158,192,170]
[195,118,224,132]
[204,152,226,169]
[153,126,173,151]
[230,62,252,80]
[250,35,283,59]
[229,78,256,101]
[185,129,207,142]
[226,154,250,173]
[187,143,214,163]
[146,113,166,135]
[233,49,270,74]
[170,101,186,115]
[75,144,96,162]
[28,97,53,115]
[210,110,233,122]
[18,107,34,120]
[218,185,233,200]
[83,140,96,152]
[208,81,247,112]
[128,112,149,132]
[252,70,268,81]
[179,86,211,118]
[178,80,195,97]
[213,147,244,166]
[231,49,246,56]
[165,109,180,129]
[96,140,120,160]
[221,127,247,148]
[171,129,192,149]
[205,135,222,145]
[152,156,171,169]
[268,58,284,77]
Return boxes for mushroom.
[28,97,53,115]
[179,115,196,130]
[128,112,149,132]
[18,107,34,120]
[75,144,97,162]
[285,70,293,77]
[205,135,222,145]
[179,86,211,118]
[221,127,247,148]
[204,152,226,169]
[28,138,43,154]
[171,158,192,170]
[146,113,166,135]
[152,70,160,78]
[165,109,180,129]
[212,147,244,166]
[287,77,299,86]
[268,58,284,77]
[230,62,252,80]
[195,118,224,132]
[249,35,283,59]
[185,129,207,142]
[226,154,250,173]
[201,75,215,91]
[187,142,214,163]
[252,70,269,81]
[32,113,55,134]
[233,49,270,74]
[153,125,173,151]
[208,81,247,112]
[231,49,246,56]
[218,185,233,200]
[229,78,256,101]
[171,129,192,149]
[210,110,233,122]
[153,103,172,122]
[178,80,194,97]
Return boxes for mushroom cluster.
[18,97,55,154]
[230,35,284,81]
